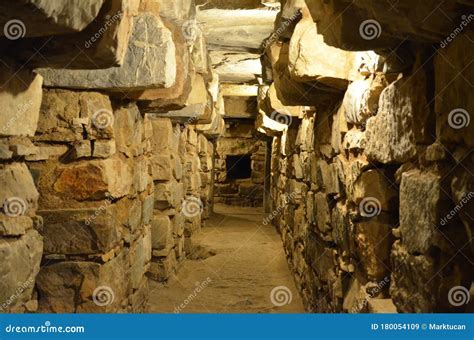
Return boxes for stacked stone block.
[261,1,473,313]
[24,91,153,312]
[0,62,44,312]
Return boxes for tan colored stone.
[289,19,359,88]
[0,162,39,217]
[151,214,173,251]
[365,68,431,164]
[0,229,43,312]
[0,1,105,38]
[37,249,129,312]
[53,158,132,201]
[355,219,393,280]
[39,13,176,91]
[40,206,123,255]
[0,63,43,137]
[353,169,398,213]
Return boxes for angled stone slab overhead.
[37,12,176,92]
[10,0,139,69]
[210,51,262,83]
[266,83,302,117]
[0,62,43,137]
[269,41,344,107]
[128,19,192,101]
[145,74,211,123]
[0,0,105,38]
[304,0,465,49]
[198,9,277,52]
[289,19,360,88]
[303,0,403,50]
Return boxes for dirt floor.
[147,204,305,313]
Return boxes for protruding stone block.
[38,13,176,92]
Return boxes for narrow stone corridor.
[0,0,473,315]
[148,204,304,313]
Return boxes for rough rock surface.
[38,13,177,91]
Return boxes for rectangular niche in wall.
[226,155,251,180]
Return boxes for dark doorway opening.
[226,155,251,180]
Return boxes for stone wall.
[259,0,473,313]
[214,121,265,207]
[0,0,224,313]
[148,120,215,281]
[0,62,43,313]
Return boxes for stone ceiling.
[196,1,279,84]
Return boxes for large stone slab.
[31,158,132,210]
[0,229,43,312]
[12,0,139,69]
[35,89,114,142]
[355,219,393,280]
[38,12,176,91]
[0,162,39,217]
[399,170,451,254]
[53,159,132,201]
[36,250,130,312]
[343,74,388,125]
[353,169,398,213]
[40,207,123,255]
[129,20,192,101]
[390,241,436,313]
[289,19,360,88]
[365,68,430,164]
[113,103,144,158]
[0,0,105,38]
[304,0,459,49]
[0,63,43,137]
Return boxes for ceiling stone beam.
[197,9,277,52]
[221,84,259,97]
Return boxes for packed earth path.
[148,204,305,313]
